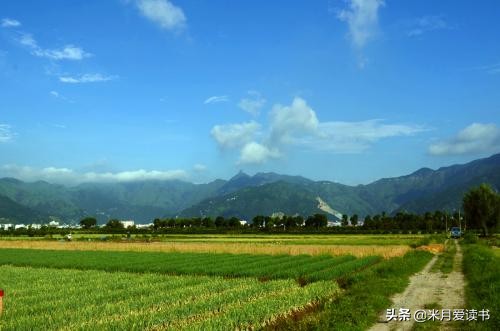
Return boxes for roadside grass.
[461,241,500,331]
[431,239,456,274]
[411,302,442,331]
[265,250,433,330]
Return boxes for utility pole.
[459,209,462,232]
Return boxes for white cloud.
[136,0,186,31]
[0,165,188,185]
[238,91,266,116]
[59,73,117,84]
[429,123,500,156]
[193,164,207,172]
[474,62,500,75]
[204,95,229,104]
[34,45,92,60]
[407,15,449,37]
[49,90,73,103]
[17,33,91,61]
[0,124,14,143]
[1,18,21,28]
[210,97,426,164]
[310,119,425,153]
[19,33,37,48]
[210,121,261,149]
[337,0,384,49]
[238,142,280,165]
[270,97,319,144]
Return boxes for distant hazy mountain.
[181,153,500,220]
[215,171,312,196]
[0,193,45,223]
[1,153,499,224]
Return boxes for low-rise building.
[120,220,135,228]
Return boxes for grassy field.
[0,233,428,245]
[0,265,339,330]
[0,234,475,330]
[0,238,411,258]
[0,248,381,282]
[461,242,499,331]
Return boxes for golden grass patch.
[416,243,445,254]
[0,240,410,258]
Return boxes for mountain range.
[1,153,499,224]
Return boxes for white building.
[49,220,60,227]
[120,220,135,228]
[0,224,13,230]
[136,223,153,229]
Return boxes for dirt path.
[369,240,465,331]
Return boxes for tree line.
[3,184,498,236]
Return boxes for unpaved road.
[370,240,465,331]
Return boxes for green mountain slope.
[181,153,500,219]
[0,194,45,224]
[180,181,323,219]
[1,153,499,223]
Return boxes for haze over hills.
[1,153,499,224]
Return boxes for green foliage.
[463,183,500,236]
[461,243,500,330]
[0,265,339,330]
[267,250,433,330]
[0,248,377,283]
[105,219,124,229]
[431,240,456,274]
[79,216,97,229]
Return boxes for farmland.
[0,234,419,258]
[0,265,339,330]
[0,234,497,330]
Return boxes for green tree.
[80,217,97,229]
[106,219,124,229]
[351,214,359,226]
[252,215,265,228]
[463,183,500,236]
[341,214,349,227]
[215,216,226,227]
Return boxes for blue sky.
[1,0,499,185]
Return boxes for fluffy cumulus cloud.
[1,18,21,28]
[204,95,229,104]
[0,165,188,185]
[210,121,261,149]
[407,15,450,37]
[238,142,279,165]
[270,97,319,144]
[210,96,426,165]
[0,124,14,143]
[238,91,266,116]
[136,0,186,31]
[59,73,116,84]
[18,33,91,60]
[429,123,500,156]
[337,0,384,49]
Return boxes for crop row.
[0,248,381,282]
[0,265,340,330]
